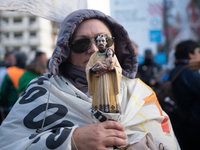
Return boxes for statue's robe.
[86,50,122,113]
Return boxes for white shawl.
[0,73,180,150]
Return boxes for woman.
[0,9,179,150]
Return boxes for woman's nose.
[87,40,98,53]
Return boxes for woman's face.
[68,19,113,69]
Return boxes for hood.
[49,9,138,79]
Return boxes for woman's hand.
[72,121,128,150]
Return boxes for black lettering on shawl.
[19,87,47,104]
[24,103,68,129]
[46,128,72,149]
[21,77,48,97]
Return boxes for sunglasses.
[70,34,114,54]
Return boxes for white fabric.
[0,0,87,23]
[0,73,180,150]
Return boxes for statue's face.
[107,49,113,56]
[97,35,107,51]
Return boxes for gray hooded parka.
[49,9,138,79]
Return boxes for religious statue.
[86,34,122,113]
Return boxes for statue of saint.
[86,34,122,113]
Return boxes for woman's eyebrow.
[74,32,110,40]
[74,35,88,39]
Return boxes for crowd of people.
[0,9,199,150]
[0,51,48,123]
[136,40,200,150]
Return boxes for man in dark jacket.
[168,40,200,150]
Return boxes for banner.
[0,0,87,23]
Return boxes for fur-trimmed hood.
[49,9,138,79]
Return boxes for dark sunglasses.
[70,34,114,54]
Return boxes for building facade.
[0,11,58,61]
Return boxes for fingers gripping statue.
[86,34,122,113]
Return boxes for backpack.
[153,65,189,121]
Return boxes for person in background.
[17,60,47,94]
[0,9,179,150]
[35,51,48,68]
[0,51,16,124]
[137,49,162,87]
[2,51,16,68]
[0,51,27,117]
[168,40,200,150]
[0,51,16,89]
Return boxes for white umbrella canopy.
[0,0,87,23]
